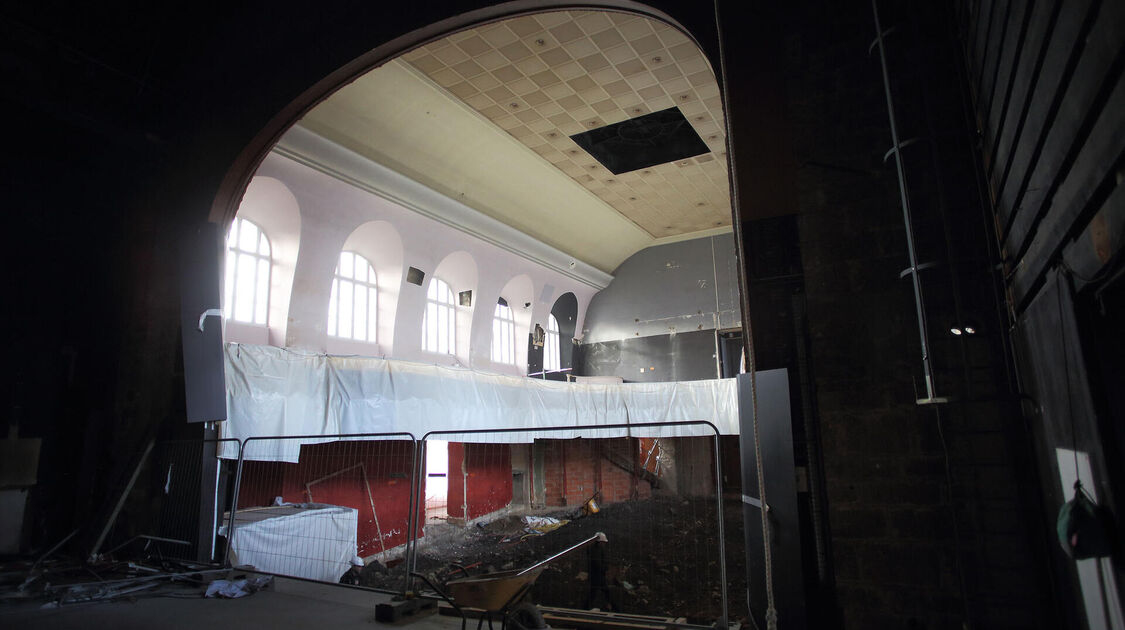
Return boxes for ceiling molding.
[650,225,733,246]
[275,124,615,289]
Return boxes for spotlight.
[950,327,963,336]
[963,326,976,335]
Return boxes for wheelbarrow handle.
[515,532,608,577]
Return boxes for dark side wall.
[735,0,1059,627]
[958,0,1125,624]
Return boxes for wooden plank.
[994,0,1096,238]
[981,0,1030,162]
[438,603,699,630]
[1003,0,1125,256]
[988,0,1060,188]
[1009,72,1125,309]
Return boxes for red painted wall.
[236,440,422,556]
[447,443,513,520]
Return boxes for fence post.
[712,430,729,627]
[198,431,220,563]
[404,437,425,594]
[224,439,247,567]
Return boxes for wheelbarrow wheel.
[505,602,547,630]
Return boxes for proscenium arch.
[187,2,784,625]
[207,1,720,229]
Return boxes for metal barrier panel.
[413,422,730,626]
[100,438,242,565]
[230,433,418,592]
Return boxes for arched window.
[491,298,516,364]
[224,217,271,325]
[328,251,378,343]
[422,277,456,354]
[543,313,561,372]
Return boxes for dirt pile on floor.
[383,495,746,623]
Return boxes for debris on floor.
[205,575,273,598]
[364,495,746,623]
[521,515,569,535]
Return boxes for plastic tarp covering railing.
[220,504,358,582]
[222,343,739,462]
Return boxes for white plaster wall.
[239,151,598,375]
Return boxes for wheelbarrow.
[412,532,608,630]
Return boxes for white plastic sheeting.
[222,343,739,462]
[220,504,358,582]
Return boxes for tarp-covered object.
[220,504,358,582]
[223,343,738,462]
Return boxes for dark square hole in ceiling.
[570,107,710,175]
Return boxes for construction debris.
[204,575,273,598]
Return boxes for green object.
[1057,481,1114,560]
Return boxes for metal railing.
[412,421,729,625]
[226,433,418,593]
[216,422,733,625]
[94,438,241,566]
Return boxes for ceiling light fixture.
[950,327,963,336]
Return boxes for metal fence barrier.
[228,433,418,593]
[412,421,729,626]
[94,438,241,566]
[221,423,737,625]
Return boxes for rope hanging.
[711,1,778,626]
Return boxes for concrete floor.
[1,576,461,630]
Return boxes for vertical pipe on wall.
[871,0,942,403]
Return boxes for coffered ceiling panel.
[400,11,730,238]
[296,10,732,274]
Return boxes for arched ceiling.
[296,10,731,274]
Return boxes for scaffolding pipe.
[871,0,942,404]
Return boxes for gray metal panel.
[179,222,227,423]
[582,234,741,343]
[738,369,805,629]
[577,329,719,382]
[712,234,742,330]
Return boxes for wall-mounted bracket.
[198,308,223,332]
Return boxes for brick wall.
[764,1,1053,627]
[539,438,662,507]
